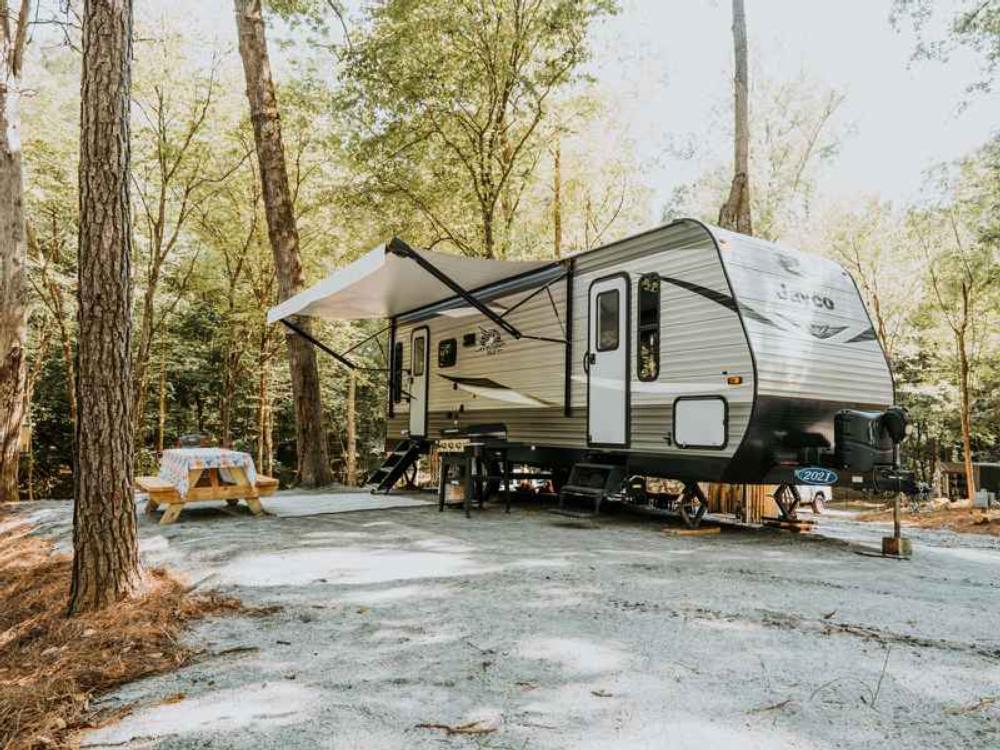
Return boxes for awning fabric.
[267,243,553,324]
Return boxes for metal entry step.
[550,462,626,518]
[368,438,425,494]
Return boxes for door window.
[596,290,620,351]
[413,336,425,377]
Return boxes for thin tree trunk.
[24,327,52,502]
[132,282,157,444]
[553,138,562,258]
[256,362,266,470]
[263,375,273,476]
[53,288,78,426]
[233,0,333,487]
[718,0,752,235]
[70,0,142,614]
[956,327,976,500]
[0,0,31,502]
[157,353,167,454]
[346,371,356,486]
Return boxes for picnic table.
[136,448,278,525]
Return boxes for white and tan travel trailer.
[269,219,911,522]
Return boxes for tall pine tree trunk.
[233,0,333,486]
[70,0,142,615]
[0,0,31,502]
[718,0,752,235]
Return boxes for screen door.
[587,275,629,446]
[409,328,429,438]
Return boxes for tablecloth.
[159,448,257,498]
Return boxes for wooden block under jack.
[662,525,721,536]
[882,536,912,558]
[762,516,816,533]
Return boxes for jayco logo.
[777,283,835,310]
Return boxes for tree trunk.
[233,0,333,487]
[0,26,28,502]
[345,371,356,486]
[157,353,167,453]
[70,0,142,615]
[132,280,157,444]
[718,0,752,235]
[956,327,976,500]
[256,361,266,470]
[24,327,51,502]
[553,138,562,258]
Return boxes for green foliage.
[13,1,1000,500]
[893,0,1000,94]
[335,0,618,258]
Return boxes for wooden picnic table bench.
[136,464,278,525]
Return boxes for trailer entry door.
[409,327,429,438]
[587,274,629,446]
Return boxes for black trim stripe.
[657,274,739,313]
[846,327,878,343]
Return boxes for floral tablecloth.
[159,448,257,498]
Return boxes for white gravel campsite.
[11,492,1000,750]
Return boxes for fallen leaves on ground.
[0,516,246,750]
[856,508,1000,536]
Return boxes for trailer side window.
[392,342,404,403]
[638,274,660,381]
[438,338,457,368]
[596,290,620,351]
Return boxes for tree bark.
[0,0,31,502]
[233,0,333,486]
[718,0,752,235]
[70,0,142,615]
[345,370,356,486]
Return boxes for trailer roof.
[266,242,554,324]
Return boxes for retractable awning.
[266,239,553,325]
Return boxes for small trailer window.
[638,274,660,381]
[596,290,620,351]
[392,342,403,403]
[413,337,425,377]
[438,338,457,368]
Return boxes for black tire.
[812,493,825,514]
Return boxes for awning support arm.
[280,318,386,373]
[281,319,356,370]
[343,323,392,357]
[386,237,523,339]
[498,269,568,325]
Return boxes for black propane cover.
[834,409,894,472]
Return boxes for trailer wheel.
[812,493,825,514]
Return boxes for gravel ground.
[10,493,1000,750]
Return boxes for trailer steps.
[550,462,626,518]
[368,438,425,494]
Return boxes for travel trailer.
[268,219,912,524]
